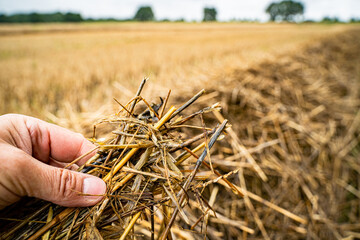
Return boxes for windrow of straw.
[182,28,359,239]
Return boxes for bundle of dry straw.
[0,79,247,239]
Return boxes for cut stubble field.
[0,23,353,121]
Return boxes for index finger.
[21,115,96,166]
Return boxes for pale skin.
[0,114,106,210]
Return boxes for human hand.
[0,114,106,210]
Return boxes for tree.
[203,7,217,22]
[0,14,8,23]
[63,12,83,22]
[134,6,154,21]
[321,17,342,23]
[42,12,64,22]
[266,0,304,22]
[29,13,44,23]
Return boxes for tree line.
[0,12,83,23]
[1,1,359,24]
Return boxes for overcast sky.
[0,0,359,22]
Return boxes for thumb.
[10,151,107,207]
[35,164,107,207]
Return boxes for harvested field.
[0,23,354,119]
[0,23,360,239]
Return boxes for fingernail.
[83,178,106,197]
